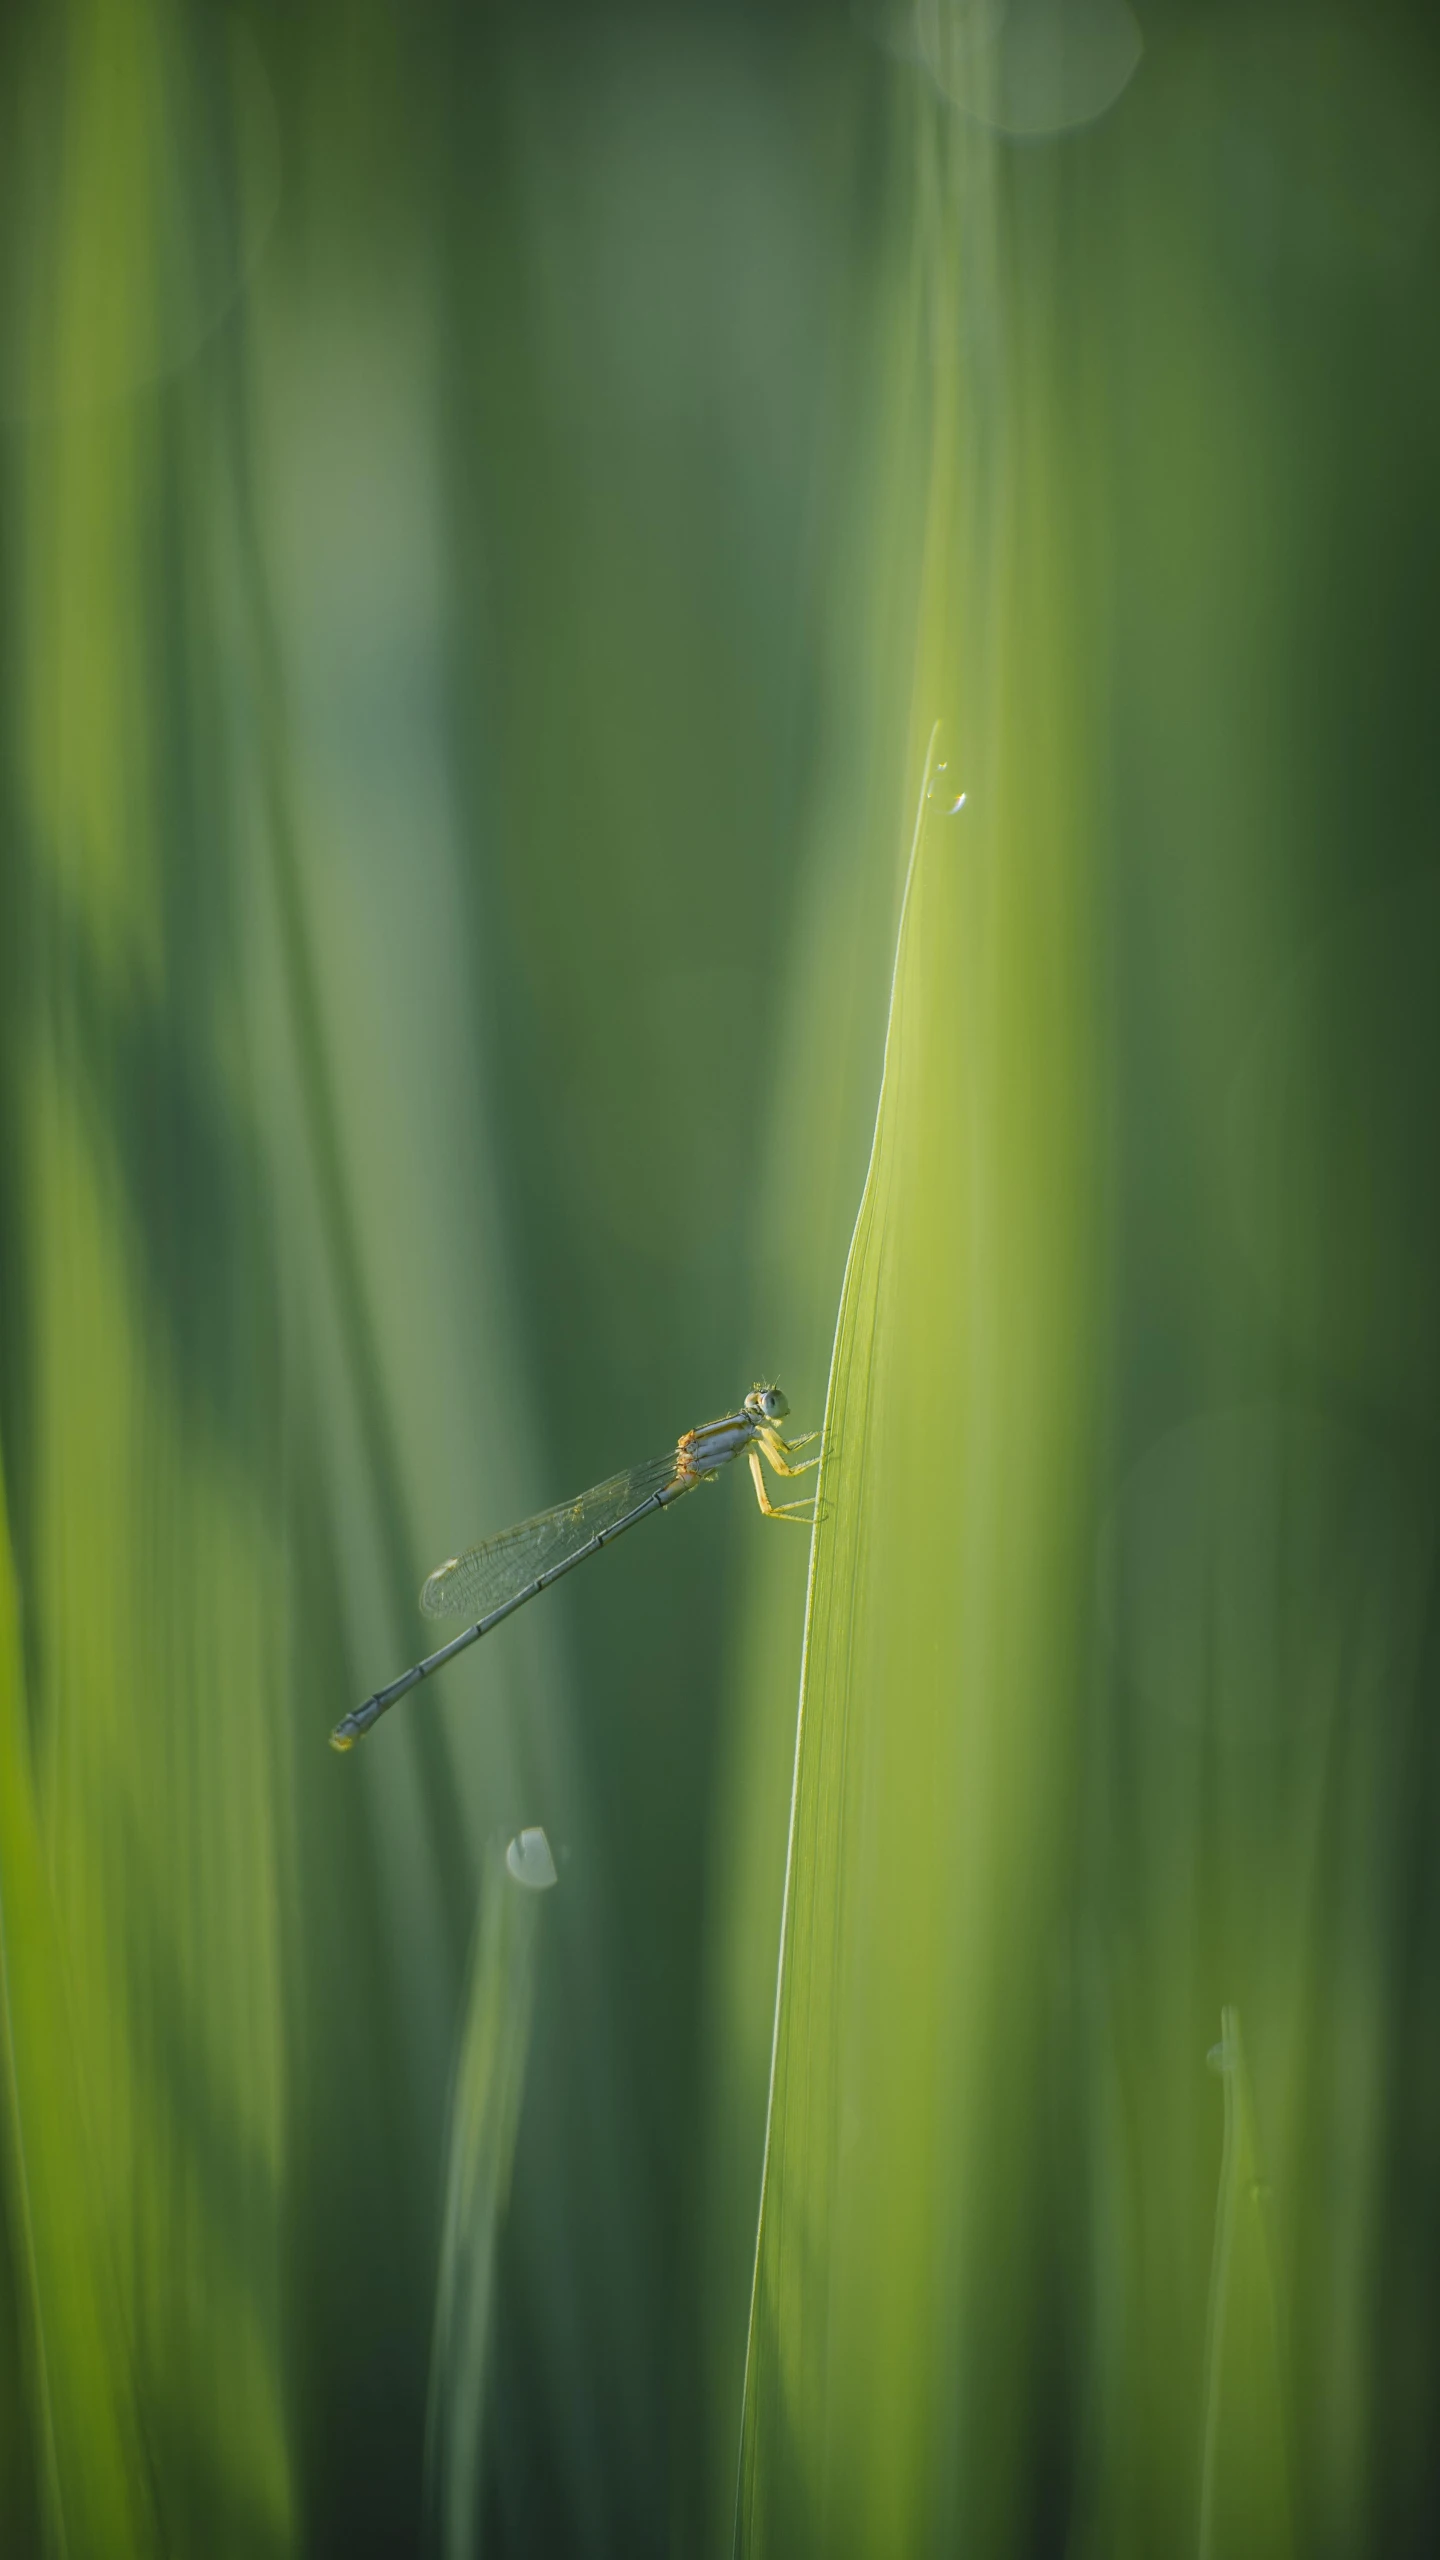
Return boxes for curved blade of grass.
[732,719,940,2547]
[735,623,1098,2547]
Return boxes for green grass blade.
[1198,2010,1293,2560]
[425,1847,548,2560]
[736,651,1099,2552]
[0,1449,158,2558]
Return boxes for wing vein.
[419,1452,682,1621]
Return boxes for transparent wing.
[419,1451,684,1621]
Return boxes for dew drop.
[506,1827,558,1891]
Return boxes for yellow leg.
[757,1427,820,1480]
[749,1446,816,1521]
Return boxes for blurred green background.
[3,1,1440,2554]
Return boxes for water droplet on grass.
[506,1827,558,1891]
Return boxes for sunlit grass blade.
[736,649,1099,2554]
[732,725,941,2555]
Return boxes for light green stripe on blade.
[0,1449,159,2559]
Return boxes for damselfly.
[331,1384,818,1750]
